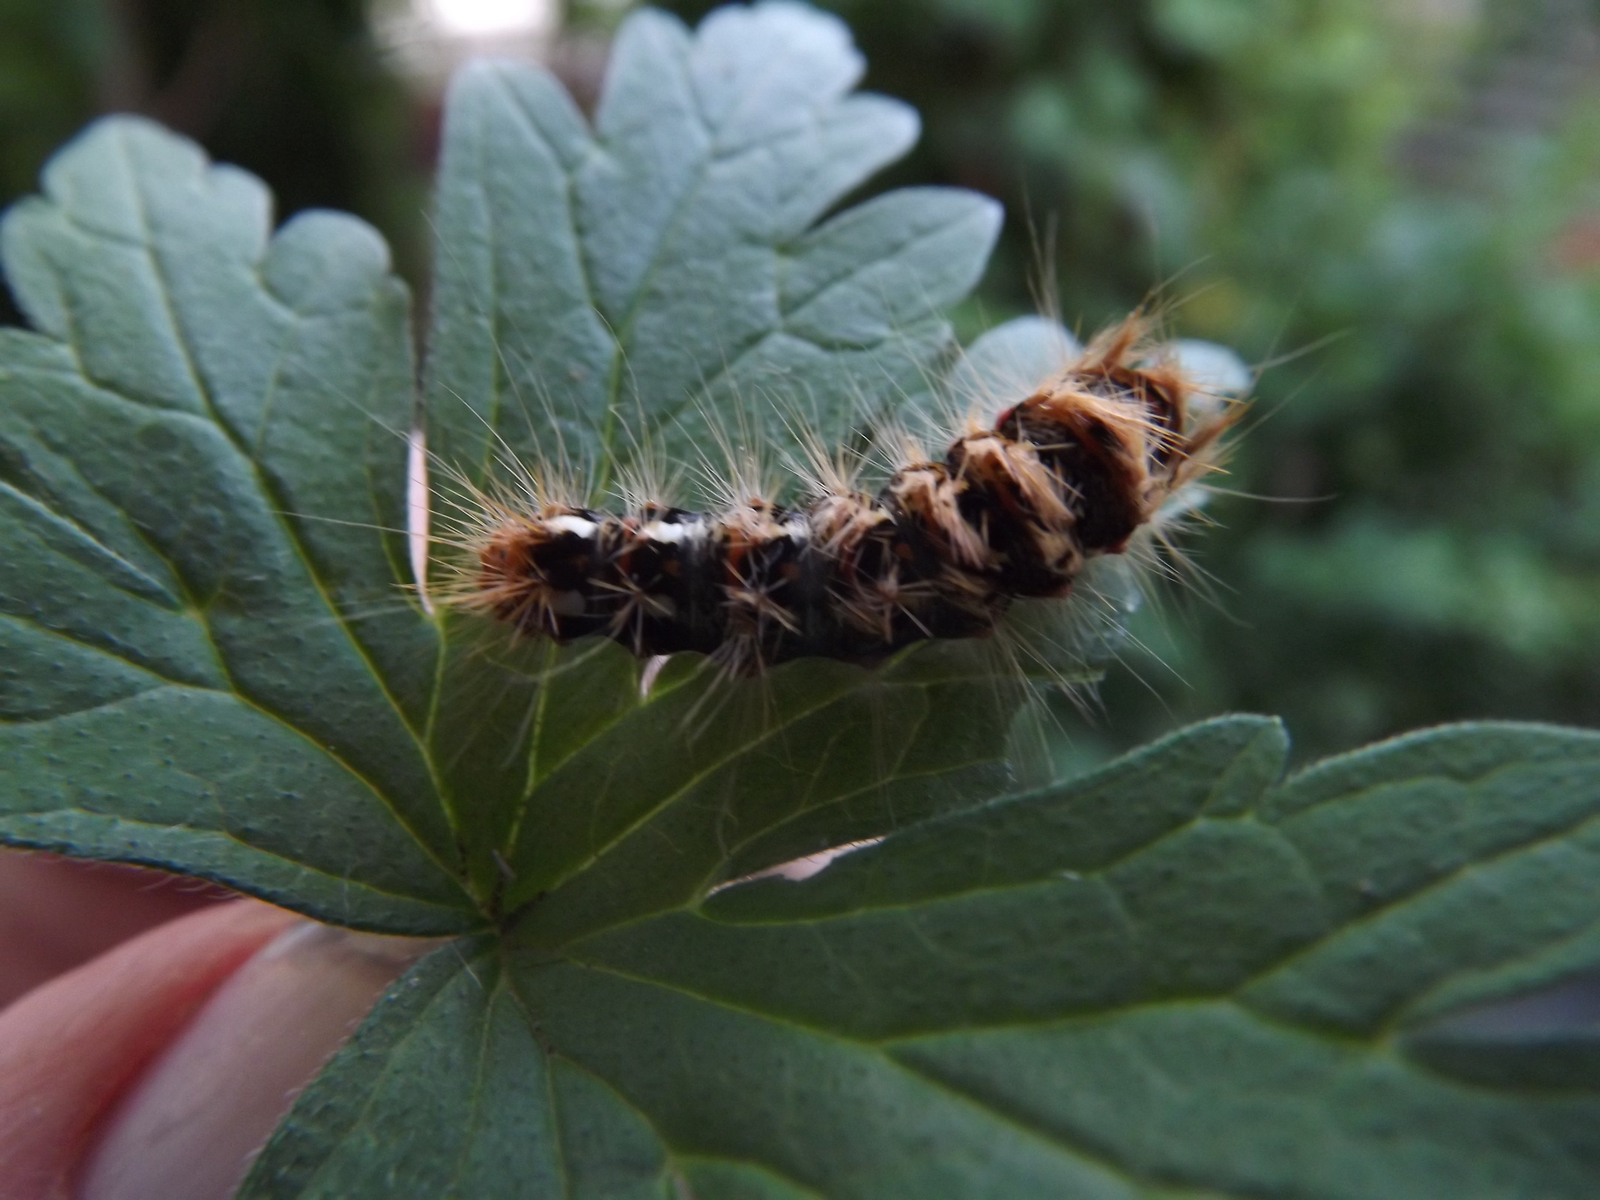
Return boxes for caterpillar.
[451,314,1242,671]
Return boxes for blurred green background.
[6,0,1600,766]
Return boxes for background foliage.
[4,0,1600,764]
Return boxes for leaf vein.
[105,136,459,879]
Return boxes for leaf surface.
[421,2,998,488]
[0,119,470,931]
[0,5,1010,927]
[410,0,1008,906]
[245,716,1600,1197]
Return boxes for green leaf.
[0,117,471,933]
[245,715,1600,1197]
[15,4,1600,1196]
[422,1,998,489]
[399,0,1010,911]
[0,4,1012,930]
[237,939,570,1197]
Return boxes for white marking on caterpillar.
[543,514,598,539]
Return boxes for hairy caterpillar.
[449,314,1243,672]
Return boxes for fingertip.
[0,899,296,1199]
[78,923,435,1200]
[0,851,225,1008]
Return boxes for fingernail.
[78,921,439,1200]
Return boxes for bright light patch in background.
[372,0,562,84]
[425,0,554,37]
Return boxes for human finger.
[78,921,434,1200]
[0,899,295,1199]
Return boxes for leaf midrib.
[292,946,500,1196]
[0,616,203,703]
[0,802,478,920]
[1249,776,1600,1001]
[0,473,182,608]
[560,785,1600,1048]
[106,135,465,890]
[494,59,863,491]
[513,670,934,908]
[502,953,1204,1198]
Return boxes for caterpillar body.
[457,316,1241,670]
